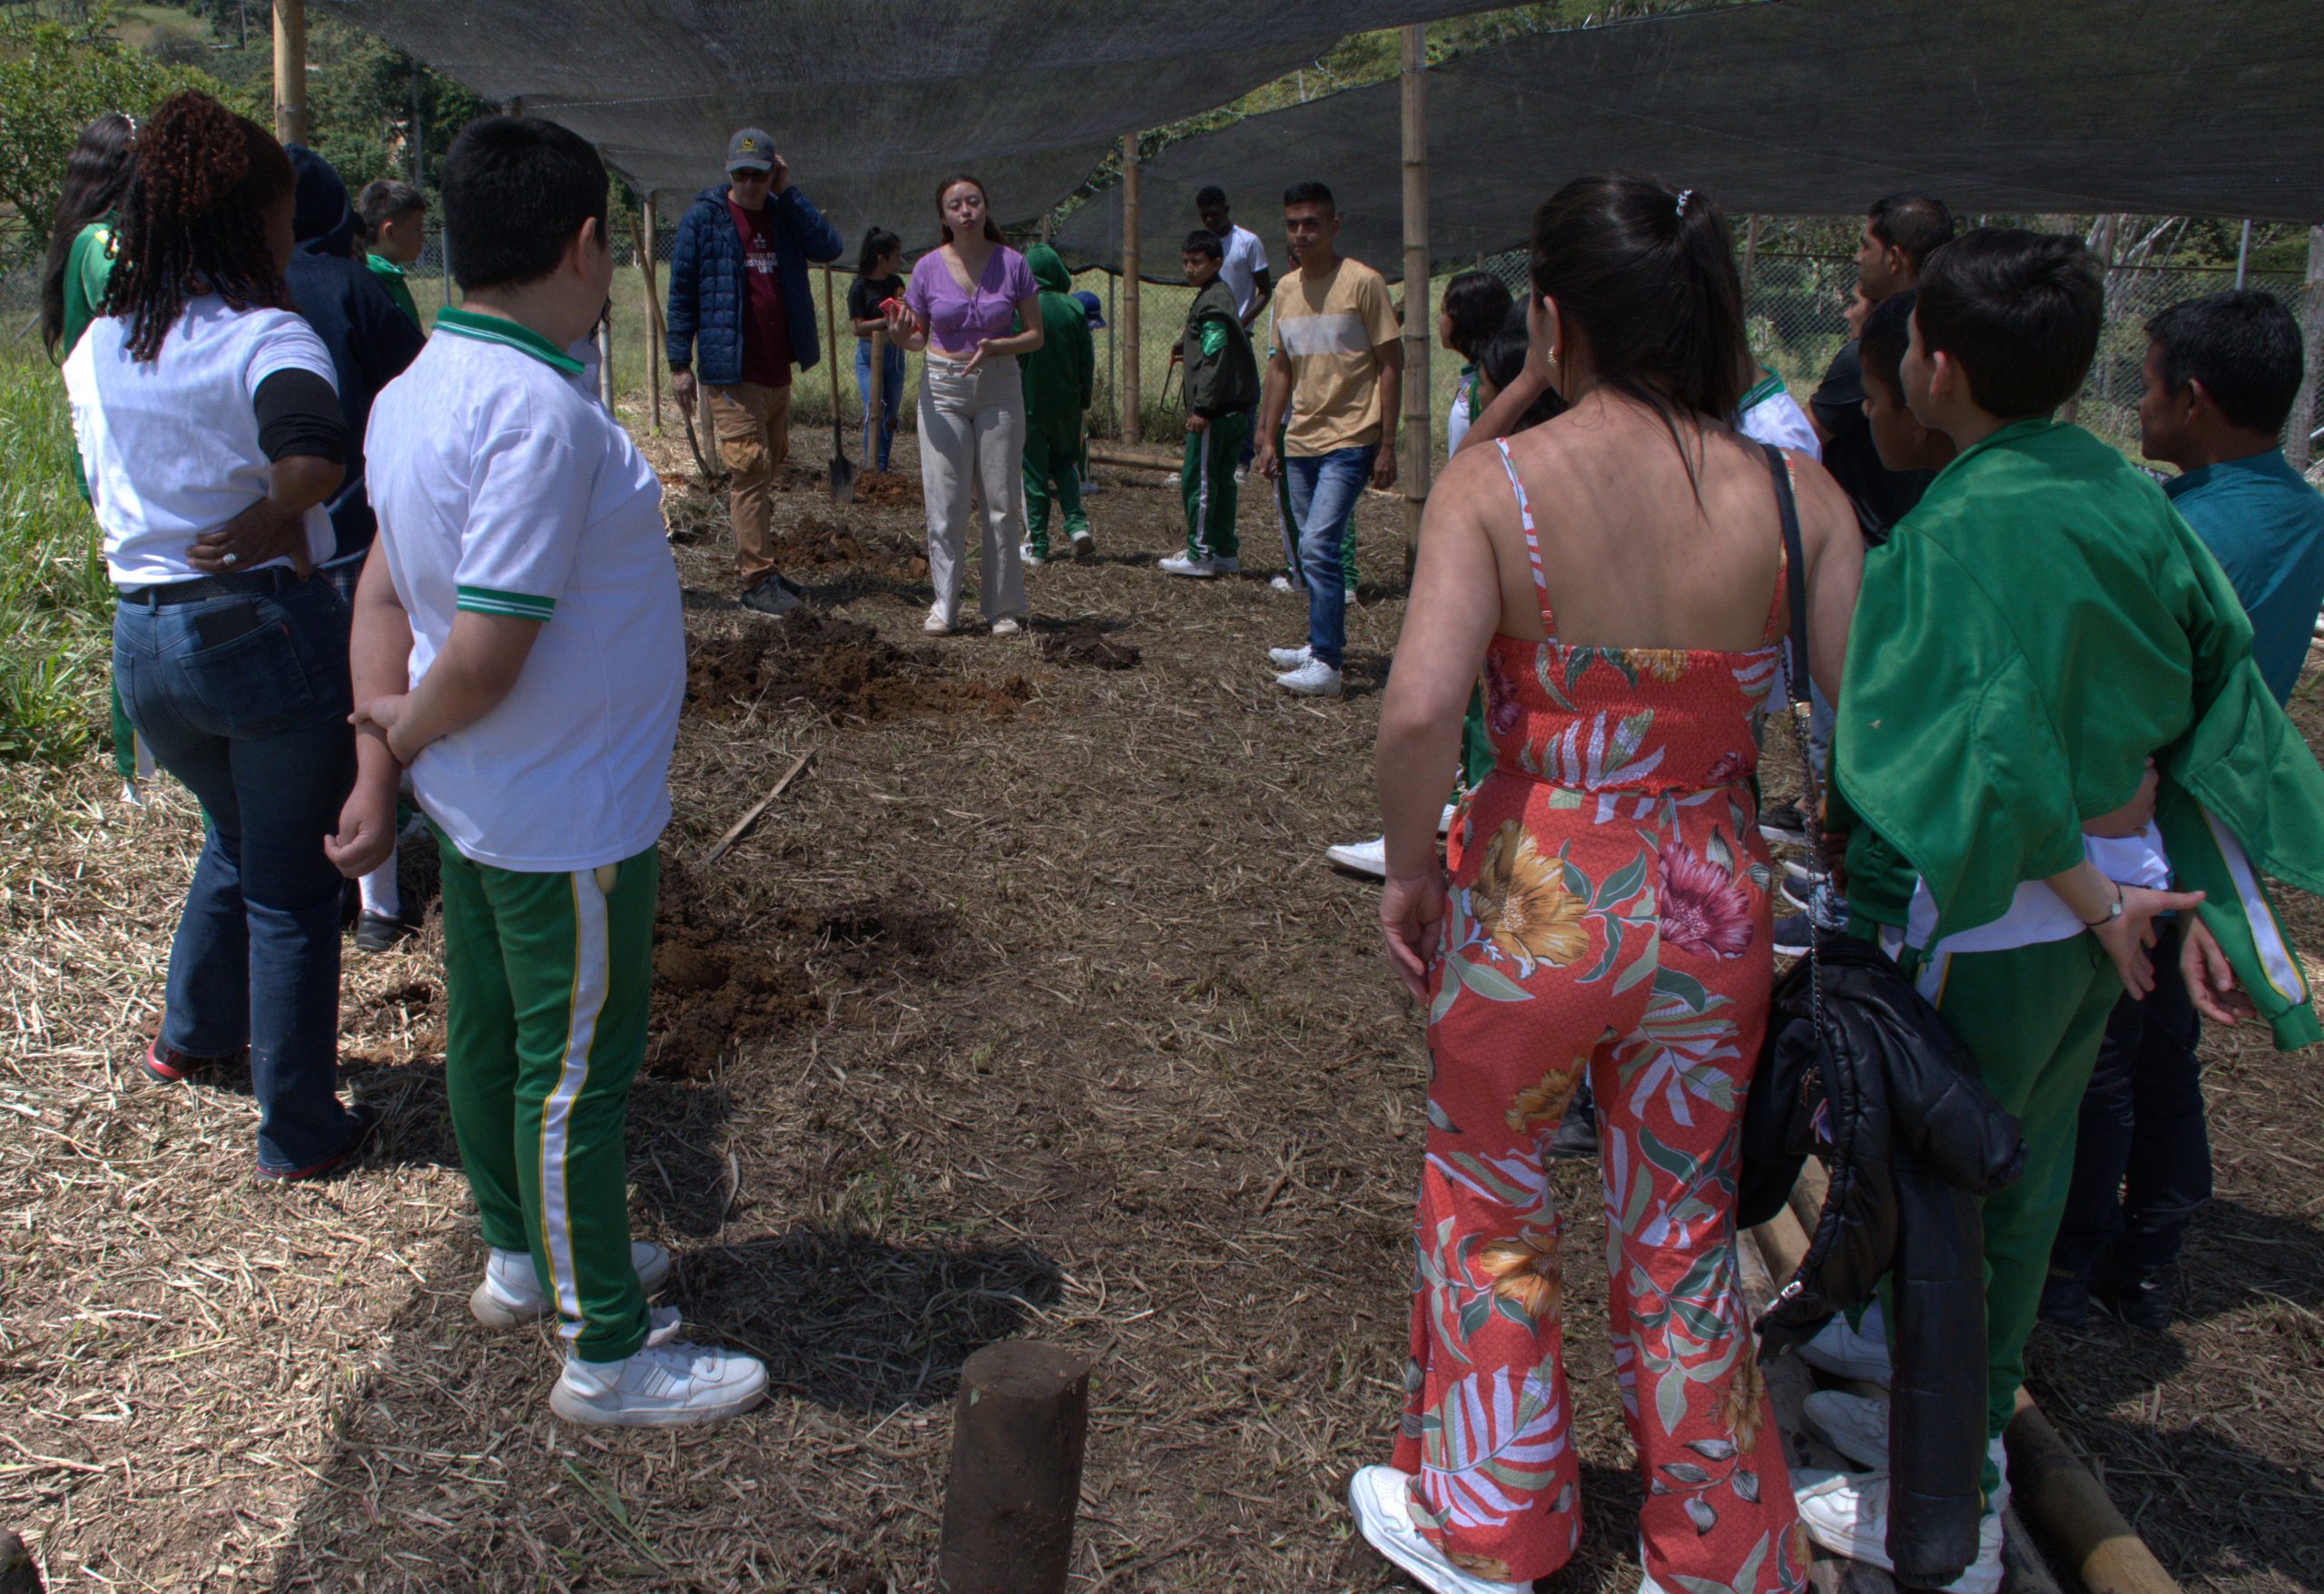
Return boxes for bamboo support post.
[271,0,306,146]
[1743,214,1763,292]
[866,328,885,466]
[1399,24,1431,556]
[1084,440,1178,472]
[2290,223,2324,473]
[938,1341,1092,1594]
[1120,132,1142,447]
[639,196,661,432]
[2006,1393,2182,1594]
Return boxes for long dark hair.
[857,225,901,280]
[39,113,137,359]
[1477,324,1568,433]
[934,174,1003,245]
[1527,175,1748,455]
[104,91,296,362]
[1442,270,1512,364]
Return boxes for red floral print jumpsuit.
[1388,441,1808,1590]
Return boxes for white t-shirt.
[366,308,684,872]
[1445,385,1473,458]
[64,298,339,585]
[1906,829,2172,956]
[1219,223,1271,319]
[1737,369,1821,463]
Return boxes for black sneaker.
[1758,800,1811,845]
[144,1036,241,1085]
[739,578,801,618]
[251,1101,379,1185]
[1545,1080,1599,1161]
[1772,912,1815,959]
[2096,1264,2173,1331]
[353,910,417,954]
[2037,1269,2092,1329]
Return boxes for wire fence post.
[1399,24,1431,556]
[1120,132,1142,447]
[639,195,662,433]
[2291,224,2323,473]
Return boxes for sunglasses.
[728,168,773,182]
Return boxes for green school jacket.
[1836,417,2324,1048]
[1019,243,1094,425]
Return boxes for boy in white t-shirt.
[333,116,766,1428]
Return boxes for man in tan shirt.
[1253,180,1402,698]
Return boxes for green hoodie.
[1019,243,1094,425]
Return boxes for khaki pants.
[707,380,793,588]
[917,354,1027,625]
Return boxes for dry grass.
[2,392,2320,1592]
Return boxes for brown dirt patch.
[684,612,1030,724]
[1039,624,1142,671]
[647,861,820,1079]
[850,469,921,508]
[769,513,928,581]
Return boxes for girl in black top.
[847,227,906,469]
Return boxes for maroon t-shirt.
[728,194,792,388]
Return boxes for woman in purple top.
[886,175,1044,635]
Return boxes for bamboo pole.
[639,195,662,433]
[1399,25,1431,556]
[596,317,614,410]
[1743,213,1762,292]
[1121,132,1142,447]
[2290,224,2323,473]
[271,0,306,146]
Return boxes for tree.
[0,5,251,255]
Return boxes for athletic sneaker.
[1803,1388,1889,1469]
[1325,837,1387,878]
[1158,553,1221,578]
[1269,574,1295,594]
[1019,541,1048,568]
[1772,912,1815,959]
[738,577,800,618]
[1234,465,1250,487]
[1797,1304,1892,1386]
[1267,643,1314,669]
[1758,800,1811,845]
[1792,1438,2009,1594]
[470,1241,675,1328]
[990,617,1022,637]
[1346,1466,1531,1594]
[353,910,417,954]
[1071,527,1095,556]
[1275,659,1343,697]
[550,1307,769,1428]
[923,606,956,636]
[143,1036,241,1085]
[1782,855,1818,883]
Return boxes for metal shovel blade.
[829,422,856,504]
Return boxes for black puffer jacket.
[1740,934,2024,1587]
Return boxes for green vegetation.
[0,339,112,765]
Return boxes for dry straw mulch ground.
[2,411,2320,1593]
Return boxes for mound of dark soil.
[1039,625,1141,670]
[768,514,928,581]
[686,614,1030,723]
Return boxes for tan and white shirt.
[1268,257,1400,457]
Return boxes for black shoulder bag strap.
[1762,445,1830,1048]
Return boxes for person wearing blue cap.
[665,127,842,617]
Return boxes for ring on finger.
[222,551,239,566]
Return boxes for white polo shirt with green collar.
[366,307,683,871]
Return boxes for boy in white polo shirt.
[332,115,765,1427]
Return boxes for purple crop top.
[904,245,1038,355]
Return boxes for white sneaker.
[1071,527,1095,555]
[1797,1305,1892,1386]
[1326,836,1387,878]
[550,1308,769,1428]
[990,617,1022,637]
[120,780,145,809]
[1019,541,1048,567]
[1275,659,1343,697]
[1792,1464,2004,1594]
[1159,553,1220,578]
[1803,1388,1889,1469]
[1267,643,1314,669]
[1439,802,1459,836]
[924,606,957,635]
[470,1243,674,1327]
[1234,464,1250,487]
[1346,1466,1531,1594]
[1269,573,1297,593]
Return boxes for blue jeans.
[113,572,361,1172]
[1284,445,1374,670]
[855,339,905,470]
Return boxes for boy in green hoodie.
[1019,242,1096,564]
[1793,228,2324,1593]
[1160,228,1260,577]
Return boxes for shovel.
[822,266,855,505]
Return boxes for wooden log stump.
[939,1341,1092,1594]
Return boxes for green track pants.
[1021,411,1088,559]
[1181,413,1246,561]
[1870,924,2119,1499]
[438,832,658,1363]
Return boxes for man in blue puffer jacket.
[666,127,843,615]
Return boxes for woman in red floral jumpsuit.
[1354,176,1864,1594]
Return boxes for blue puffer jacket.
[665,183,843,383]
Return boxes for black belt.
[117,566,305,606]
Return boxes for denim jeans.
[113,571,361,1172]
[1283,444,1375,670]
[2050,919,2209,1279]
[855,339,905,470]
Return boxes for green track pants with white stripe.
[1182,412,1246,561]
[438,831,656,1363]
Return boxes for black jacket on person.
[1740,933,2024,1588]
[1181,278,1258,418]
[283,145,426,560]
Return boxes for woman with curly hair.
[64,89,373,1181]
[1353,177,1864,1594]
